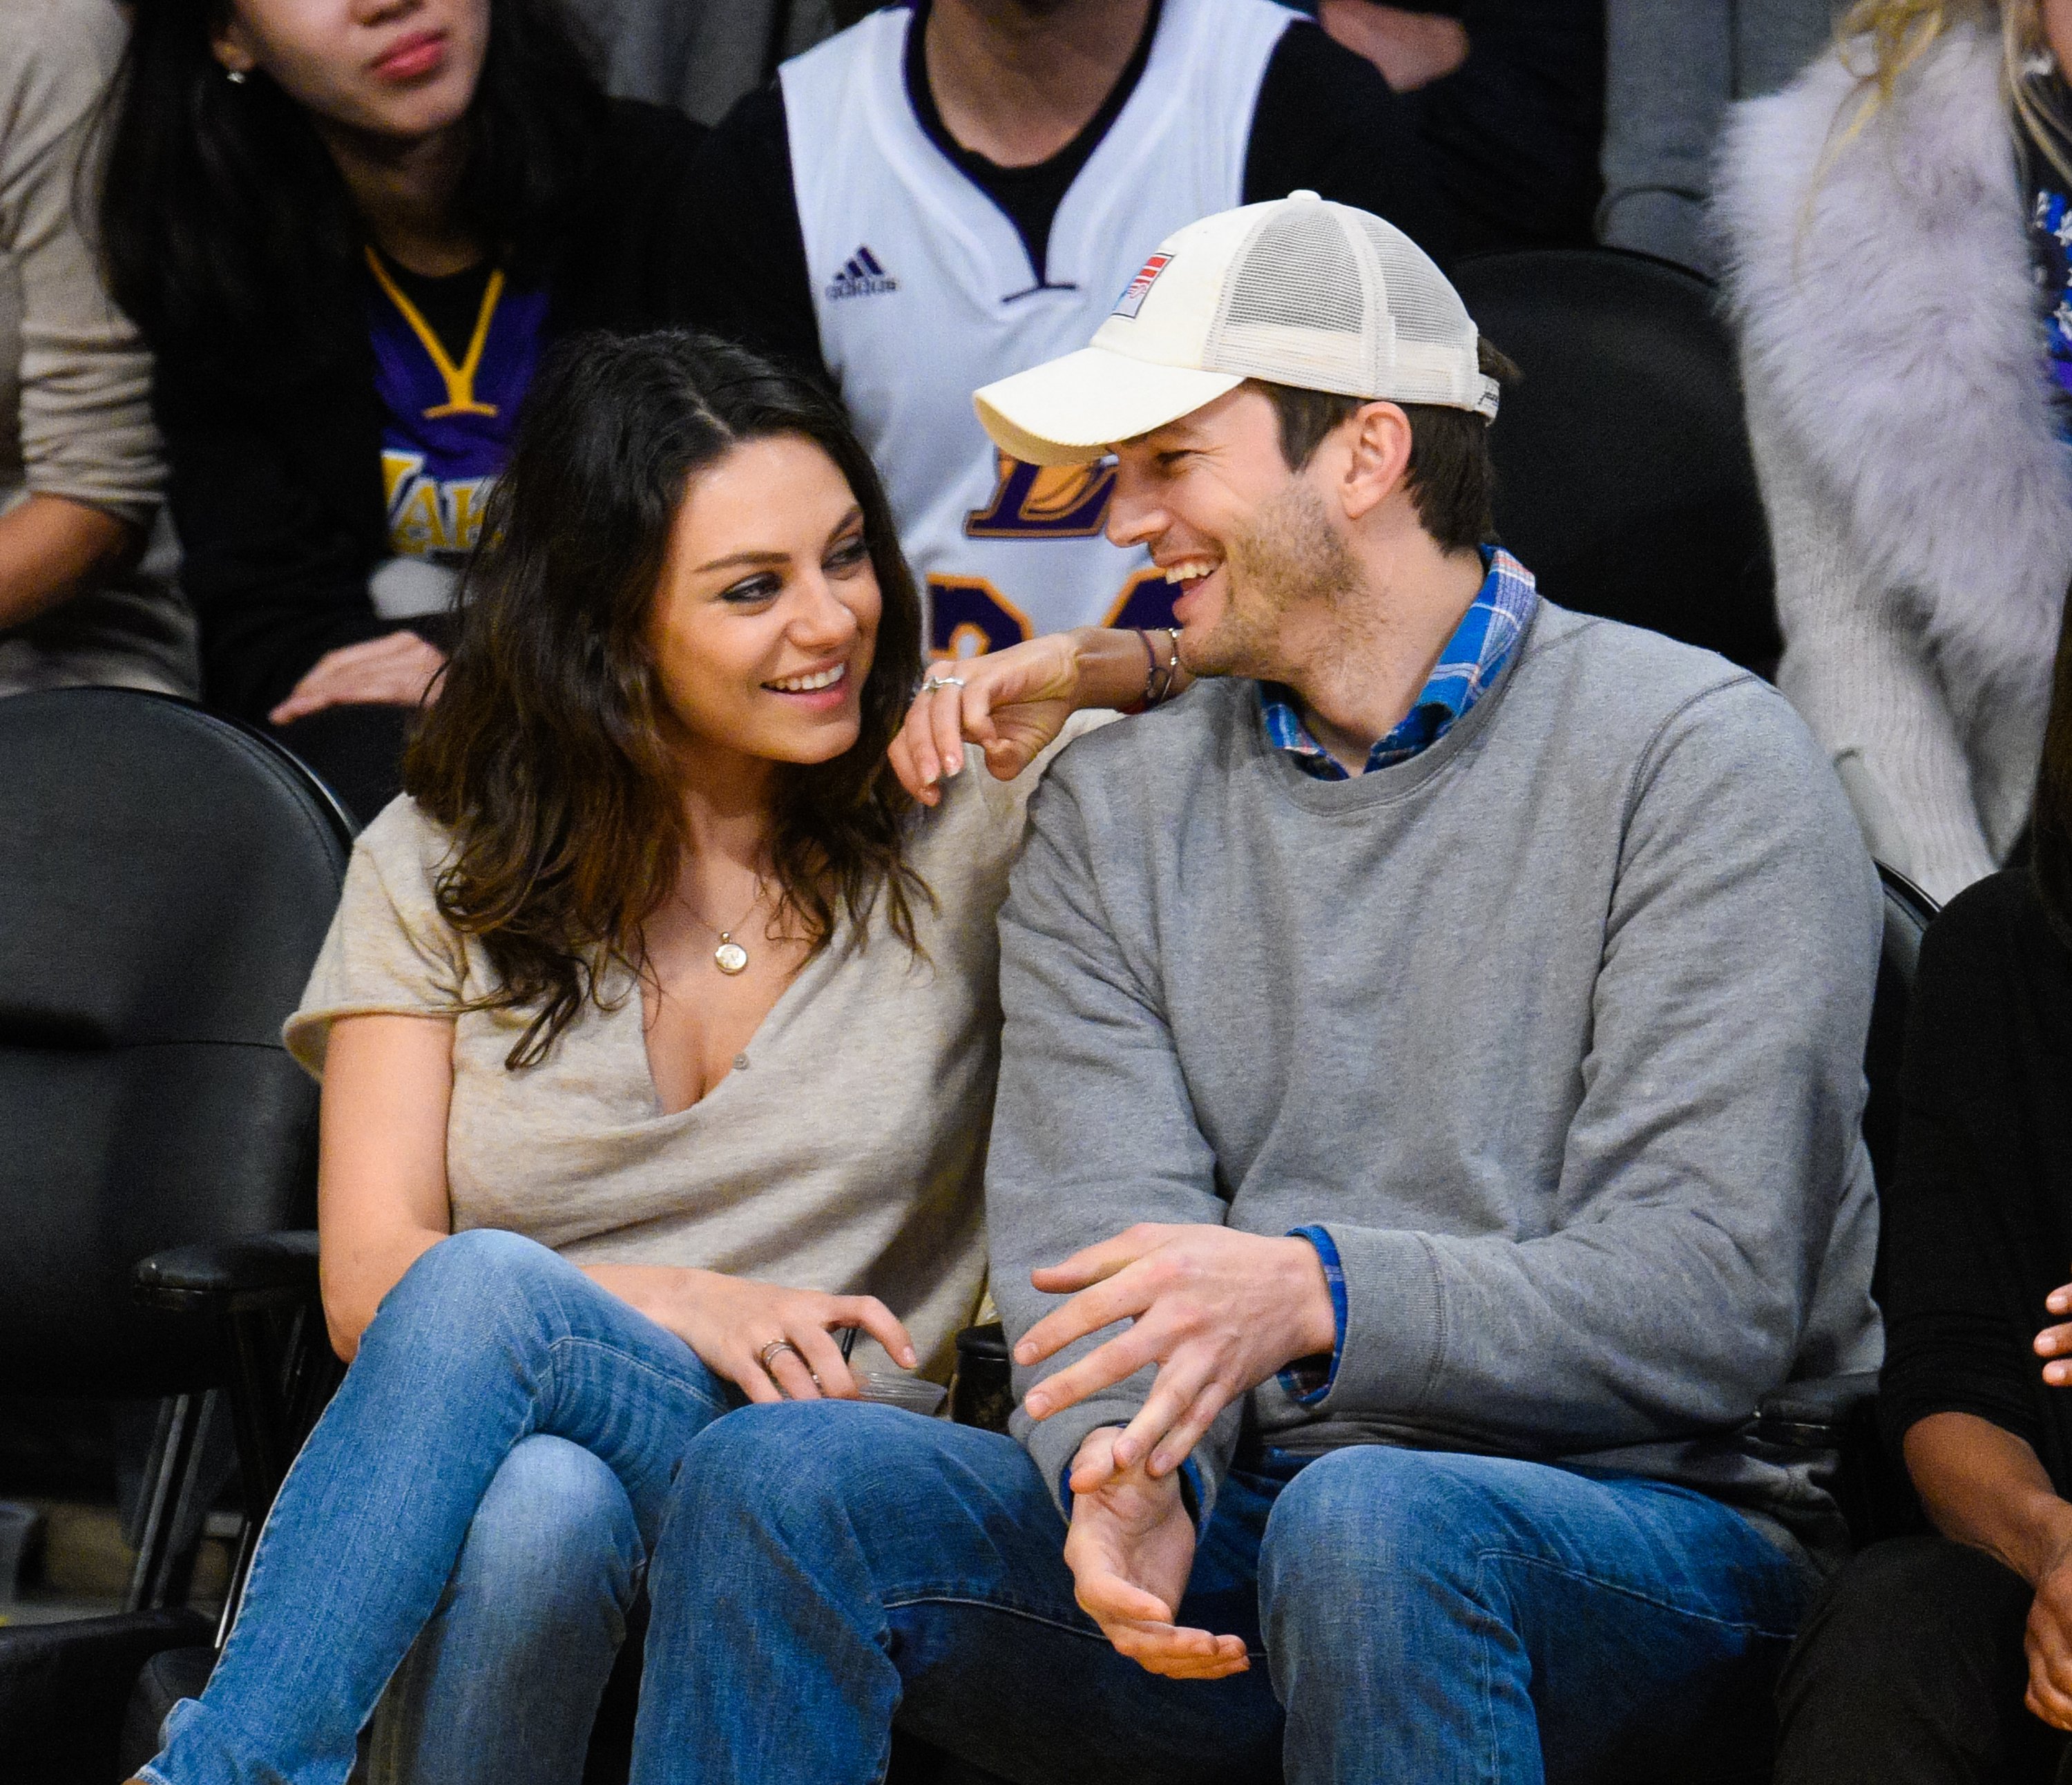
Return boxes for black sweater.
[153,99,706,723]
[1879,868,2072,1495]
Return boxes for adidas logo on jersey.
[825,245,899,301]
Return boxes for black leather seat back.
[0,691,351,1396]
[1450,247,1782,676]
[1865,863,1935,1279]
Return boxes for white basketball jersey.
[783,0,1294,656]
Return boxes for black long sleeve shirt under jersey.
[680,7,1462,384]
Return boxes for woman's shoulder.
[1915,867,2072,1051]
[349,795,460,911]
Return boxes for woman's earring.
[226,67,248,84]
[2026,45,2059,79]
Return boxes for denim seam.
[1470,1547,1801,1641]
[881,1592,1269,1662]
[543,1335,731,1422]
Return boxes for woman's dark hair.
[404,331,927,1068]
[2033,591,2072,945]
[96,0,605,367]
[1256,338,1520,554]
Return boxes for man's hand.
[891,633,1085,804]
[269,631,448,725]
[1017,1223,1336,1480]
[1064,1428,1249,1680]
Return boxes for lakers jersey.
[365,249,548,615]
[782,0,1294,657]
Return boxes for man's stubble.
[1180,478,1369,684]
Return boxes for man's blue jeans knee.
[1258,1447,1816,1784]
[629,1401,1285,1785]
[361,1435,644,1785]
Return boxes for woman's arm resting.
[579,1263,917,1404]
[316,1013,458,1361]
[1905,1411,2072,1585]
[1904,1411,2072,1729]
[0,493,143,630]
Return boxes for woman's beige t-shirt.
[284,727,1103,1382]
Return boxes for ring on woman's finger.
[758,1338,804,1374]
[919,674,966,694]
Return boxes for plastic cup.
[853,1371,949,1416]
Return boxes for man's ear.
[1336,402,1413,524]
[211,12,260,76]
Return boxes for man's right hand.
[1062,1428,1249,1681]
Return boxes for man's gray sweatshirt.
[990,600,1883,1545]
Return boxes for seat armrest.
[133,1231,320,1315]
[1754,1371,1881,1450]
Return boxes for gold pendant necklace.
[689,875,767,977]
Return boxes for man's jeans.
[140,1230,732,1785]
[631,1404,1819,1785]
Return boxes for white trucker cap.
[974,191,1499,467]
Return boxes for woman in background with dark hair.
[1770,602,2072,1781]
[97,0,703,818]
[129,330,1168,1785]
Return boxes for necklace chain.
[683,872,769,977]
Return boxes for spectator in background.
[1599,0,1835,276]
[1718,0,2072,903]
[1769,613,2072,1785]
[97,0,704,821]
[684,0,1455,659]
[0,0,193,700]
[1314,0,1605,255]
[559,0,838,126]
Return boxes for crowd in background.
[17,0,2072,1780]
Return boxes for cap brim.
[973,348,1245,467]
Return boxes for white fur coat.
[1716,21,2072,899]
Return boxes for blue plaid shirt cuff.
[1279,1225,1347,1406]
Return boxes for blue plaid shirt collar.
[1258,546,1538,779]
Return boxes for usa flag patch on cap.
[1113,253,1172,320]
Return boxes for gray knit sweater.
[990,601,1883,1542]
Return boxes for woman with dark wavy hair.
[129,330,1176,1785]
[96,0,704,820]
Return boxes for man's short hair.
[1254,338,1518,555]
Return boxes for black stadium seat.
[0,690,350,1780]
[1452,246,1783,677]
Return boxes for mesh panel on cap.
[1202,202,1481,408]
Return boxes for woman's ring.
[757,1339,803,1374]
[919,674,966,694]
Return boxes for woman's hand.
[2035,1279,2072,1384]
[2030,1536,2072,1728]
[890,626,1187,804]
[586,1263,918,1404]
[269,630,448,725]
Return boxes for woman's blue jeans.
[140,1229,733,1785]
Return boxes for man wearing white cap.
[627,195,1883,1782]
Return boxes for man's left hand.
[1017,1223,1336,1482]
